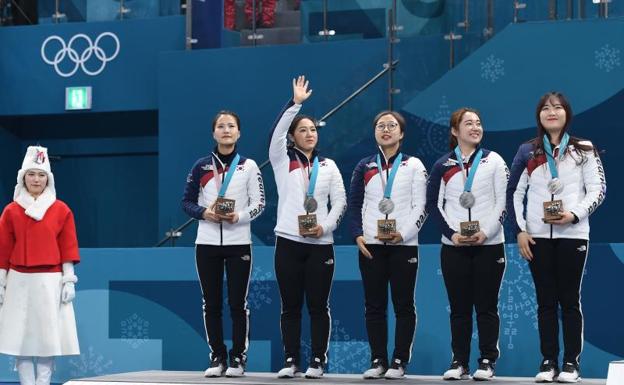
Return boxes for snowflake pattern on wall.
[595,44,621,73]
[247,266,273,310]
[480,54,505,83]
[224,265,273,310]
[420,96,452,157]
[298,319,369,373]
[327,319,370,373]
[500,245,537,350]
[68,346,113,377]
[120,313,150,349]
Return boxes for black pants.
[274,236,335,365]
[359,244,419,365]
[529,238,588,365]
[441,243,505,366]
[196,244,252,361]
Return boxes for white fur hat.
[14,146,56,200]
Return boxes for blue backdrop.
[0,244,621,383]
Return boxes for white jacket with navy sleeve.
[269,100,347,245]
[427,148,509,246]
[506,140,606,240]
[348,149,428,246]
[182,149,265,245]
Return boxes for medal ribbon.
[543,133,569,179]
[454,146,483,193]
[376,152,403,199]
[296,154,319,198]
[212,153,240,197]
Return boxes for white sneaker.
[557,363,580,383]
[305,358,324,379]
[535,360,559,383]
[203,361,226,377]
[472,359,495,381]
[277,358,302,379]
[384,359,405,379]
[363,359,386,379]
[225,357,245,377]
[443,361,469,380]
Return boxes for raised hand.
[292,75,313,105]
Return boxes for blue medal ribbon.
[215,153,240,197]
[376,152,403,199]
[453,146,483,192]
[542,133,569,179]
[307,156,320,198]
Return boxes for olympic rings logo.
[41,32,121,77]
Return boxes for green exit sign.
[65,86,92,110]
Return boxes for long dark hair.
[448,107,480,150]
[529,92,595,163]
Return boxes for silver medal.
[378,198,395,215]
[303,196,318,213]
[547,178,564,195]
[459,192,476,209]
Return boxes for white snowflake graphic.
[327,319,370,373]
[120,313,150,349]
[68,346,113,377]
[224,265,273,310]
[421,96,452,157]
[480,54,505,83]
[247,266,273,310]
[500,245,537,350]
[298,319,369,373]
[595,44,621,73]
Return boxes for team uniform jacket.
[269,100,347,245]
[506,140,606,240]
[348,149,428,246]
[182,149,265,245]
[427,148,509,246]
[0,200,80,272]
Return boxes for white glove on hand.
[0,269,7,307]
[61,281,75,304]
[61,262,77,304]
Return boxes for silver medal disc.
[304,196,318,213]
[459,192,476,209]
[547,178,564,195]
[378,198,395,215]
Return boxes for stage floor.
[64,371,606,385]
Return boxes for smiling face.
[451,110,483,150]
[539,96,567,135]
[24,169,48,197]
[291,118,318,154]
[374,113,404,148]
[212,114,240,147]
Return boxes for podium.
[607,360,624,385]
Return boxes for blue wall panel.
[0,245,620,382]
[0,16,185,115]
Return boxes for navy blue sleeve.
[426,158,455,240]
[181,161,205,220]
[506,144,529,236]
[347,159,366,241]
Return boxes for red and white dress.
[0,200,81,357]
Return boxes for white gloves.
[0,269,6,307]
[61,262,78,304]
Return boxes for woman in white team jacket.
[507,92,606,383]
[268,76,346,379]
[182,110,265,378]
[347,110,428,380]
[426,108,509,381]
